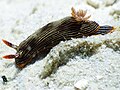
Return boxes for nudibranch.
[2,7,115,69]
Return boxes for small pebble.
[86,0,99,9]
[74,79,88,90]
[1,75,8,84]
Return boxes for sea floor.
[0,0,120,90]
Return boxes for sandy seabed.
[0,0,120,90]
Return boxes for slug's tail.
[95,25,115,35]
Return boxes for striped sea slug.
[2,7,115,71]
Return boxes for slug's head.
[2,39,35,69]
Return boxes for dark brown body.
[2,7,115,79]
[16,17,100,68]
[3,16,114,68]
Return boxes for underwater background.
[0,0,120,90]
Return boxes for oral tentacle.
[3,55,16,59]
[2,39,18,50]
[3,54,19,59]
